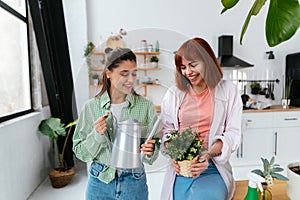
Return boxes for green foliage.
[84,42,95,57]
[163,128,205,161]
[285,79,293,99]
[150,56,159,62]
[38,117,77,169]
[38,118,66,140]
[252,156,289,185]
[250,81,261,89]
[221,0,300,47]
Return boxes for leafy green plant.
[221,0,300,47]
[91,73,98,79]
[285,79,293,99]
[38,117,77,170]
[150,56,159,62]
[252,156,289,185]
[250,81,261,89]
[84,42,95,57]
[163,128,205,161]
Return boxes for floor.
[27,160,88,200]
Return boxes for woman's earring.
[107,76,109,79]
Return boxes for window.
[0,0,33,122]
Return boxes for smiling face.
[180,57,205,87]
[106,60,137,99]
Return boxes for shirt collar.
[98,91,135,109]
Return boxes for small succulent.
[252,156,288,185]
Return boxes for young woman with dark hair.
[73,48,159,200]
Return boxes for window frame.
[0,0,34,123]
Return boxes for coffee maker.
[286,52,300,107]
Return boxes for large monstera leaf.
[221,0,300,47]
[266,0,300,47]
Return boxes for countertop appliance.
[218,35,254,68]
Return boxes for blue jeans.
[173,159,228,200]
[86,162,148,200]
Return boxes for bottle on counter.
[155,40,159,52]
[141,40,147,52]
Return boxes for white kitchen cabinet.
[273,112,300,165]
[231,110,300,180]
[231,112,275,180]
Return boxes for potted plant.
[282,79,293,108]
[150,55,159,68]
[38,117,77,188]
[252,156,289,200]
[250,81,261,95]
[287,162,300,200]
[84,42,95,67]
[163,128,205,177]
[90,73,99,86]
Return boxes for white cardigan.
[160,80,243,200]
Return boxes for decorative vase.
[258,183,272,200]
[251,88,260,95]
[177,155,199,177]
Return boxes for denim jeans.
[173,159,228,200]
[86,162,148,200]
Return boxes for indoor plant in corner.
[38,117,77,188]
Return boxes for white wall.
[0,108,52,200]
[0,1,298,199]
[78,0,299,106]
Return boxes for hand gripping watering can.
[110,118,142,169]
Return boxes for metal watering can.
[110,118,142,169]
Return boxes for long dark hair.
[96,48,138,97]
[175,37,223,91]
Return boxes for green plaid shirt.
[73,92,159,183]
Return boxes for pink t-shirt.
[178,87,214,148]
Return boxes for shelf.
[134,52,160,55]
[92,51,160,56]
[90,67,161,71]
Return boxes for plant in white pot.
[150,55,159,68]
[282,79,293,109]
[38,117,77,188]
[287,162,300,200]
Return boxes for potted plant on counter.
[150,55,159,68]
[38,117,77,188]
[282,79,293,109]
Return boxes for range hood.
[218,35,254,68]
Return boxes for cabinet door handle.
[284,118,298,121]
[274,132,277,156]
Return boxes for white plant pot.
[287,162,300,200]
[281,99,290,109]
[151,62,158,68]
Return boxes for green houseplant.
[252,156,289,200]
[221,0,300,47]
[163,128,205,177]
[150,56,159,68]
[38,117,77,188]
[84,42,95,67]
[250,81,261,94]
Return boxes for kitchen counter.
[243,105,300,113]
